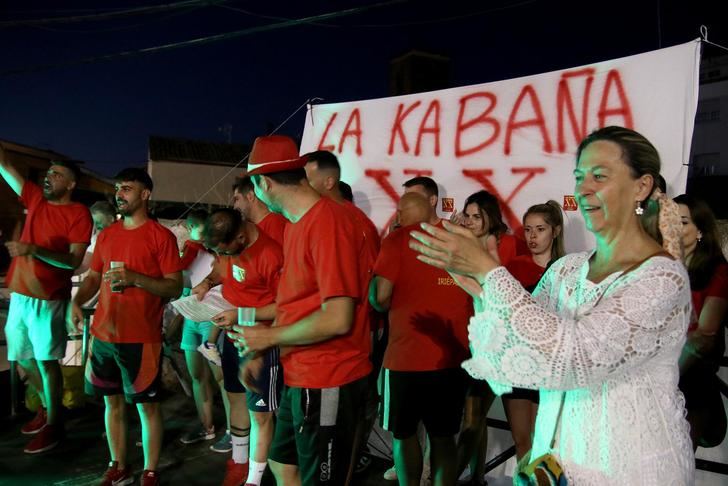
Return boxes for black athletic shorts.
[85,337,163,404]
[246,346,283,413]
[221,335,283,413]
[268,376,368,485]
[221,336,246,394]
[380,367,467,439]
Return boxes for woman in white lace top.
[410,126,694,485]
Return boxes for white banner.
[301,40,701,252]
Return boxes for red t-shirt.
[90,219,183,343]
[497,233,528,267]
[257,212,288,246]
[7,182,93,300]
[276,198,372,388]
[341,200,380,334]
[506,254,548,293]
[343,200,381,256]
[219,230,283,316]
[180,239,206,269]
[374,222,473,371]
[689,262,728,332]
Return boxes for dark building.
[389,50,451,96]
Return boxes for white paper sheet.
[183,251,215,289]
[171,285,234,322]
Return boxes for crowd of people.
[0,125,726,486]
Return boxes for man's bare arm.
[6,241,88,270]
[0,142,24,196]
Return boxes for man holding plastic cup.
[195,207,283,486]
[70,167,183,486]
[239,135,372,486]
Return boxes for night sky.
[1,0,724,177]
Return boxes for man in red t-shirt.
[379,178,443,481]
[232,176,288,246]
[233,135,371,485]
[304,150,380,255]
[304,150,383,473]
[191,207,283,486]
[371,191,472,485]
[70,167,183,486]
[1,143,92,454]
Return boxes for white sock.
[232,433,249,464]
[245,460,267,485]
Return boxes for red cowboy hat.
[246,135,307,176]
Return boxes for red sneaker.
[21,408,47,435]
[98,461,133,486]
[222,458,248,486]
[23,423,62,454]
[141,470,160,486]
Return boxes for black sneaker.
[179,425,216,444]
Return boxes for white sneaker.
[383,465,398,480]
[197,343,222,366]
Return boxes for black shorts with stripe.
[268,376,368,485]
[221,335,282,412]
[85,337,163,404]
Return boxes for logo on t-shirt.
[232,264,246,282]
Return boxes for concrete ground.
[0,389,394,486]
[0,300,395,486]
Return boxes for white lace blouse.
[464,252,694,485]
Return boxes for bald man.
[370,190,472,486]
[395,192,431,229]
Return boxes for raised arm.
[464,257,691,392]
[0,142,25,196]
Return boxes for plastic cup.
[237,307,256,327]
[110,261,124,293]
